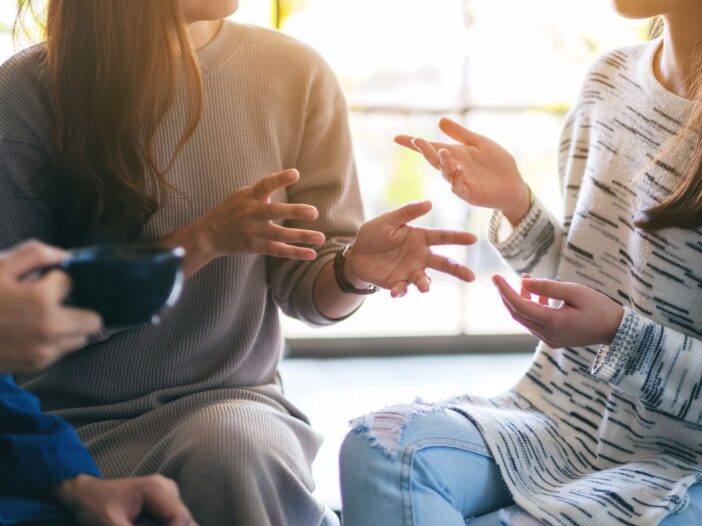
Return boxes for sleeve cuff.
[592,308,645,384]
[487,196,559,275]
[291,250,363,327]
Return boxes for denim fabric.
[340,408,702,526]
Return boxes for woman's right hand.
[187,169,325,263]
[396,118,531,226]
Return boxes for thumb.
[521,278,580,305]
[1,241,67,280]
[382,201,432,227]
[439,118,485,146]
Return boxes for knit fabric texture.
[0,21,363,525]
[449,40,702,526]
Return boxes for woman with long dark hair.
[2,1,477,524]
[340,2,702,525]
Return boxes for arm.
[493,276,702,424]
[266,58,365,325]
[593,309,702,423]
[0,375,101,495]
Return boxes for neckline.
[196,20,248,75]
[637,38,700,117]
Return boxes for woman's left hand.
[344,201,477,297]
[492,275,625,348]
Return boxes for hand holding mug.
[396,118,531,226]
[0,241,102,372]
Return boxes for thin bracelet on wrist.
[333,245,378,295]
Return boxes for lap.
[659,483,702,526]
[342,406,514,524]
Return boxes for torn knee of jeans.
[348,398,448,458]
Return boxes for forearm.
[489,195,563,278]
[312,258,365,320]
[593,308,702,423]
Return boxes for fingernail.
[303,208,318,219]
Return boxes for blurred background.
[0,0,650,510]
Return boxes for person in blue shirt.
[0,241,197,526]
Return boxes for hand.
[396,118,531,226]
[195,169,325,261]
[56,474,197,526]
[345,201,477,297]
[0,241,103,373]
[492,274,625,348]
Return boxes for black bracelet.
[333,245,379,295]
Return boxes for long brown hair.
[636,17,702,231]
[15,0,203,240]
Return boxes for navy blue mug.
[52,245,185,328]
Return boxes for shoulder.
[0,44,51,145]
[580,43,648,93]
[236,23,340,89]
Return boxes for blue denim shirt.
[0,374,100,525]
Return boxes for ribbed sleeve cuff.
[592,308,645,384]
[487,196,558,274]
[291,250,363,327]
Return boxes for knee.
[340,426,401,491]
[168,406,309,489]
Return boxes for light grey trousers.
[76,388,331,526]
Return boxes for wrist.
[343,247,371,289]
[500,182,531,227]
[158,217,217,278]
[55,474,95,508]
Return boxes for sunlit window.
[233,0,648,339]
[0,1,649,340]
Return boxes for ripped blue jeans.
[339,407,702,526]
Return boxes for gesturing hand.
[396,118,531,226]
[197,169,325,261]
[345,201,477,297]
[57,474,197,526]
[492,275,625,348]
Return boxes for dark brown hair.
[636,17,702,231]
[15,0,203,240]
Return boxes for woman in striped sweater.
[340,1,702,525]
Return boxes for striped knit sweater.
[450,40,702,525]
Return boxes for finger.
[539,295,549,306]
[412,138,441,169]
[395,135,419,151]
[438,148,457,183]
[492,275,551,325]
[33,270,72,303]
[390,281,409,298]
[426,254,475,282]
[499,296,547,335]
[382,201,433,227]
[264,224,325,245]
[423,229,477,247]
[521,278,580,305]
[438,117,486,146]
[251,169,300,200]
[520,273,531,300]
[46,307,103,338]
[57,334,90,353]
[261,241,318,261]
[141,483,195,526]
[1,240,68,279]
[255,203,319,222]
[410,269,431,293]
